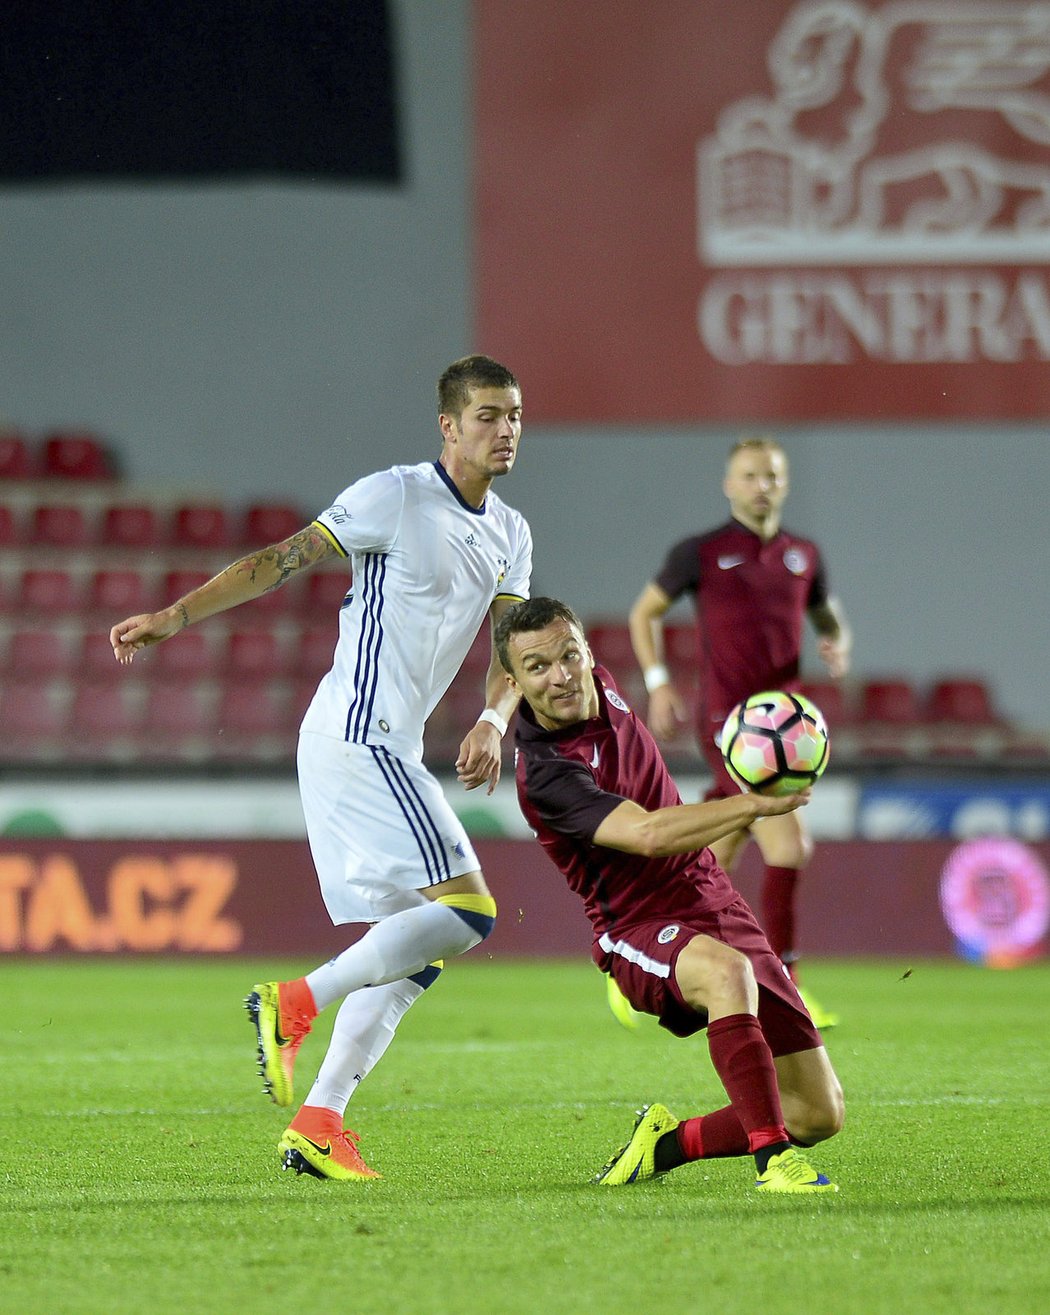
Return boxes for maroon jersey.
[655,519,828,744]
[514,664,737,958]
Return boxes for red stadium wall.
[4,836,1040,958]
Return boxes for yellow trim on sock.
[435,893,497,918]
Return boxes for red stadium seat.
[0,431,34,479]
[161,571,212,605]
[29,503,92,548]
[99,503,163,550]
[41,431,112,480]
[16,569,79,616]
[798,679,853,728]
[86,569,154,618]
[0,504,19,546]
[586,621,635,675]
[925,677,1000,726]
[141,681,214,760]
[243,502,305,545]
[295,623,338,679]
[67,683,142,757]
[5,629,75,680]
[859,678,921,725]
[170,502,231,549]
[212,679,291,760]
[223,628,282,678]
[1,680,68,756]
[300,570,351,615]
[77,631,131,682]
[146,629,214,679]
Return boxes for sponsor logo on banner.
[697,1,1050,368]
[939,836,1050,965]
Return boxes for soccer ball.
[720,690,830,795]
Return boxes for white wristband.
[476,708,508,737]
[643,664,671,693]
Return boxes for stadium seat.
[4,628,75,680]
[798,679,853,728]
[243,502,305,545]
[161,571,212,605]
[41,431,112,480]
[170,502,231,549]
[86,569,154,618]
[859,678,921,725]
[100,503,162,550]
[16,569,79,616]
[67,683,143,758]
[212,679,291,760]
[79,629,142,682]
[146,629,214,679]
[29,503,92,548]
[857,677,923,760]
[300,569,351,615]
[925,677,1000,726]
[0,504,19,547]
[222,628,282,678]
[140,681,214,760]
[586,622,636,677]
[1,680,68,757]
[0,431,34,479]
[295,623,337,679]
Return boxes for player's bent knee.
[788,1086,846,1146]
[435,893,497,944]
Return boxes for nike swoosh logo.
[591,745,600,768]
[718,555,745,569]
[296,1133,332,1158]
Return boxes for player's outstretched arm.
[110,523,338,663]
[593,789,809,859]
[810,597,851,678]
[456,599,523,793]
[628,582,686,739]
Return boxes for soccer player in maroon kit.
[629,437,851,1028]
[494,597,844,1193]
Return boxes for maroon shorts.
[595,893,820,1056]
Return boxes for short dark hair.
[437,355,520,419]
[494,597,585,673]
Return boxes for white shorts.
[296,731,481,925]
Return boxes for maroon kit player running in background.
[629,437,851,1029]
[495,597,844,1194]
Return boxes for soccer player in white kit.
[110,356,532,1180]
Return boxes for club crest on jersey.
[323,504,352,524]
[605,689,629,712]
[784,547,808,575]
[495,554,510,588]
[657,924,680,944]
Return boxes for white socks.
[305,899,487,1009]
[306,977,427,1116]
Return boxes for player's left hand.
[817,636,850,678]
[456,722,503,794]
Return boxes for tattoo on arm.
[177,602,190,630]
[237,525,336,594]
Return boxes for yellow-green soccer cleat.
[798,987,840,1031]
[755,1147,838,1193]
[245,981,312,1108]
[592,1103,679,1186]
[279,1122,381,1182]
[605,973,645,1031]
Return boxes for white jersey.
[300,459,532,760]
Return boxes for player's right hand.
[110,610,182,663]
[753,788,812,816]
[647,683,687,740]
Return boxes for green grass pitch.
[3,955,1048,1315]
